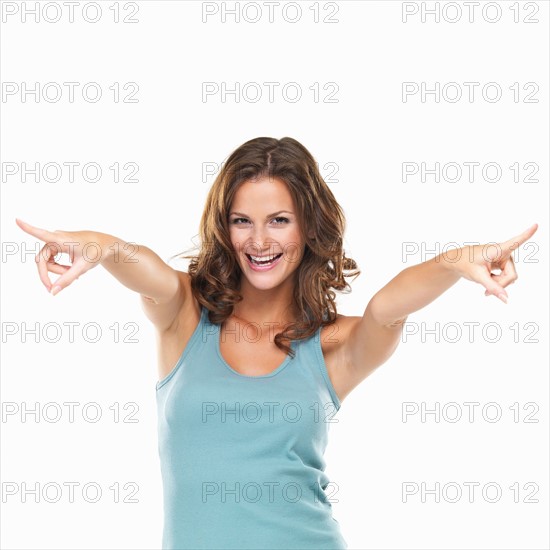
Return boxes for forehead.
[231,176,293,209]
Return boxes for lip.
[244,253,283,272]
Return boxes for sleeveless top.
[156,305,348,549]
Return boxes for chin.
[244,275,284,290]
[239,265,286,288]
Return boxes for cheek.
[282,235,304,263]
[228,229,242,253]
[231,242,244,258]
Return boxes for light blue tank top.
[156,305,347,549]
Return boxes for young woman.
[16,137,538,549]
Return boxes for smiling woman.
[172,137,361,358]
[16,136,538,550]
[153,137,362,549]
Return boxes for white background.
[1,1,548,549]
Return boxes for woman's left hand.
[444,223,539,304]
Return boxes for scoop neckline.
[215,319,296,379]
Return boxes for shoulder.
[319,313,361,355]
[164,271,201,334]
[317,314,362,404]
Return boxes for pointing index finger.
[500,223,538,254]
[15,218,62,244]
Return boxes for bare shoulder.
[319,313,361,354]
[318,313,362,404]
[318,313,362,371]
[169,271,201,332]
[154,272,202,382]
[318,310,407,404]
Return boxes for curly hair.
[169,136,360,358]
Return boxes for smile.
[245,252,283,271]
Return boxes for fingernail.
[498,292,507,304]
[51,285,61,296]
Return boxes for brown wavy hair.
[169,137,360,358]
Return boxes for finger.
[47,262,71,276]
[16,218,63,245]
[35,243,60,291]
[499,223,539,255]
[50,257,87,296]
[474,266,509,303]
[35,243,70,290]
[488,256,518,290]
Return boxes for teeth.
[248,253,281,264]
[250,254,277,262]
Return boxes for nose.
[248,226,273,255]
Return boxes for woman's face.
[228,176,306,291]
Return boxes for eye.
[230,217,289,225]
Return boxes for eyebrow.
[229,210,294,218]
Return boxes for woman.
[16,137,538,549]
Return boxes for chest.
[219,322,291,376]
[158,327,337,450]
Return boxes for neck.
[233,276,298,327]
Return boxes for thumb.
[479,269,508,303]
[50,257,88,296]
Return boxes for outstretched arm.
[341,224,539,386]
[15,218,187,333]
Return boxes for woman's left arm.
[341,224,539,387]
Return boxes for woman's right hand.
[15,218,109,296]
